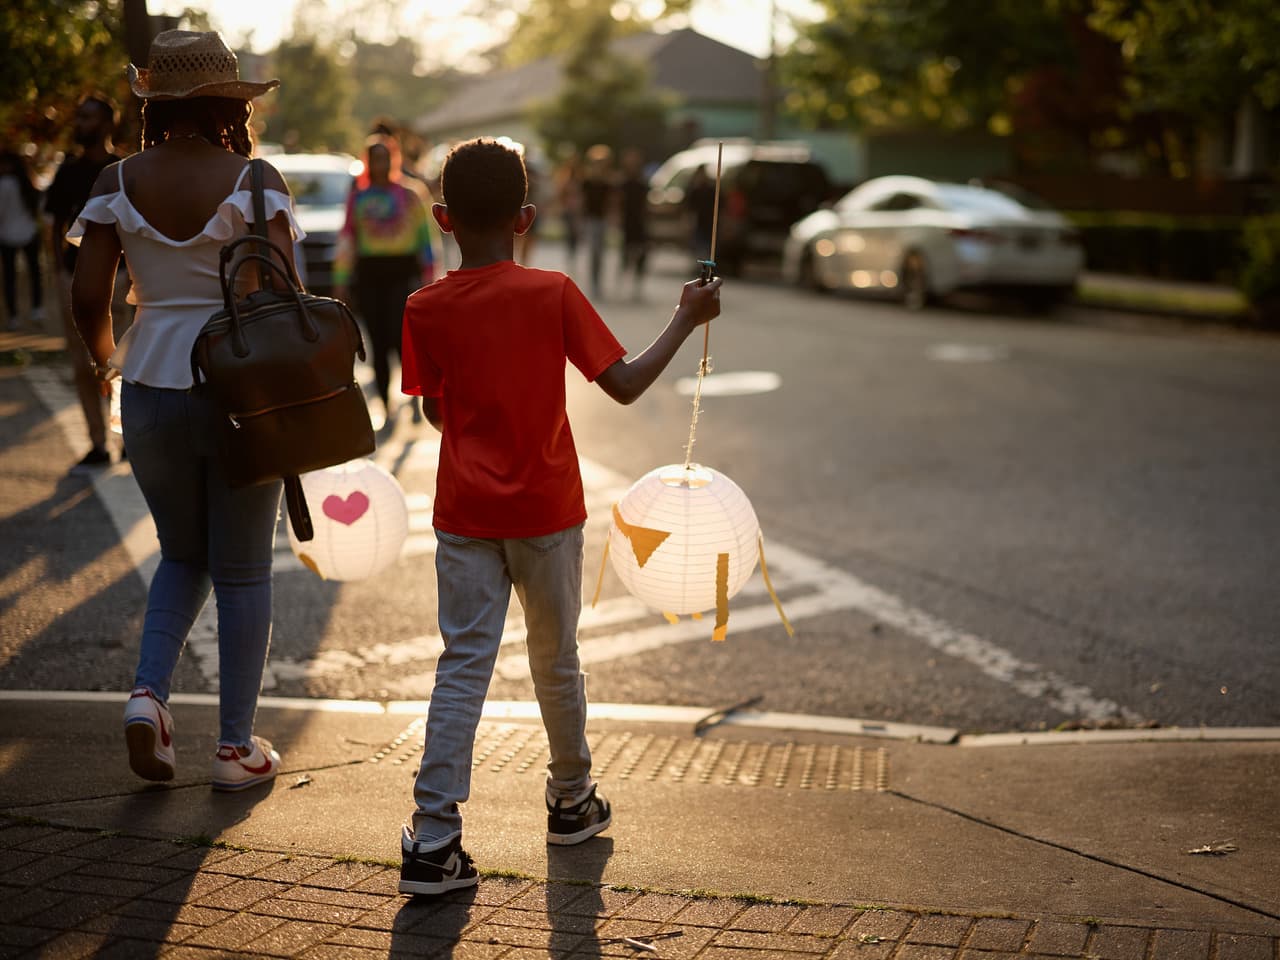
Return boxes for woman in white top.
[71,31,302,792]
[0,149,44,330]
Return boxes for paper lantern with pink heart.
[287,459,409,581]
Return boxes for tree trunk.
[123,0,152,66]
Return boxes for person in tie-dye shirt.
[335,134,436,425]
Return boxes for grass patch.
[1077,278,1247,318]
[175,834,247,851]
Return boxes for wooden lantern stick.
[684,142,724,471]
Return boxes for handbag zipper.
[227,383,359,429]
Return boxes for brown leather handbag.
[191,159,375,541]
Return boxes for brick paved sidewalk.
[2,820,1276,960]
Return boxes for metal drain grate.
[370,720,889,791]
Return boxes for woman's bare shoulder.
[86,155,131,199]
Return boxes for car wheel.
[900,252,930,311]
[798,248,828,293]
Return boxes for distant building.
[412,28,766,163]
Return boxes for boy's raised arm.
[595,277,723,405]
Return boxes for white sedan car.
[781,176,1084,309]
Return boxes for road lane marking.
[23,366,1141,725]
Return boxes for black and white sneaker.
[398,826,478,896]
[547,784,612,845]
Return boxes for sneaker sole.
[211,771,278,792]
[546,812,612,846]
[398,874,479,896]
[125,720,174,782]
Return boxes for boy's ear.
[514,203,536,237]
[431,203,453,234]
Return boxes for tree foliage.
[347,36,448,137]
[262,36,356,153]
[528,16,673,158]
[1088,0,1280,117]
[0,0,129,151]
[781,0,1085,134]
[499,0,692,66]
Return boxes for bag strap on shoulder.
[249,158,270,288]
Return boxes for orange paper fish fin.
[612,503,670,567]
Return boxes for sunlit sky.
[151,0,820,66]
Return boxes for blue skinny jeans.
[121,381,282,747]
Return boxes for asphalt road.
[3,248,1278,735]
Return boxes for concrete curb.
[6,690,1279,746]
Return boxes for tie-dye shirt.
[333,181,435,285]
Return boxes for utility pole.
[758,0,777,141]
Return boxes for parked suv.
[647,140,831,273]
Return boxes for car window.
[281,170,353,207]
[739,161,827,199]
[869,192,926,212]
[667,166,697,191]
[978,180,1054,210]
[935,185,1026,215]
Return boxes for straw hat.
[127,30,279,101]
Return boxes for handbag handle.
[220,252,321,357]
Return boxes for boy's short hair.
[441,138,527,229]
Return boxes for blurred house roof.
[413,28,762,136]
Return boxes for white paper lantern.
[608,464,760,637]
[288,459,409,581]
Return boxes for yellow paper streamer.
[663,612,680,624]
[712,552,730,641]
[591,537,610,608]
[298,553,325,579]
[758,533,795,638]
[612,503,671,567]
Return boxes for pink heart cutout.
[322,491,370,526]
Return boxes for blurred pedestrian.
[554,151,583,274]
[0,150,43,331]
[334,134,436,430]
[45,94,129,470]
[70,30,300,791]
[617,148,649,300]
[580,144,613,300]
[685,164,717,258]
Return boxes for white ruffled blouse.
[68,159,304,389]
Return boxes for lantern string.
[590,538,611,608]
[683,141,724,472]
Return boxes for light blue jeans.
[121,382,282,747]
[412,523,595,840]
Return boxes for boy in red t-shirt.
[397,138,722,895]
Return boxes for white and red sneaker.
[124,687,176,782]
[211,736,281,792]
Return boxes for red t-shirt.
[401,260,626,538]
